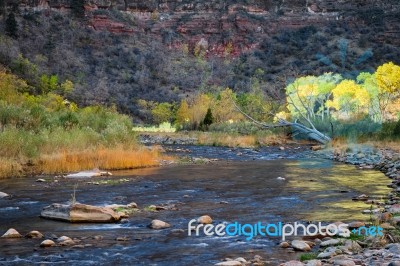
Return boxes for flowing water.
[0,145,392,265]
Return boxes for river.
[0,145,391,265]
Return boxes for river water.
[0,145,392,265]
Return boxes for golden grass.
[195,132,290,147]
[197,133,257,147]
[0,158,23,178]
[326,137,400,154]
[37,147,163,174]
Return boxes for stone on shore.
[25,230,43,238]
[41,203,121,223]
[280,241,290,248]
[320,238,341,247]
[215,261,242,266]
[281,261,304,266]
[305,260,322,266]
[197,215,213,224]
[40,239,55,247]
[291,240,311,251]
[149,219,170,229]
[348,221,365,228]
[389,204,400,213]
[1,228,22,238]
[331,260,355,266]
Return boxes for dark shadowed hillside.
[0,0,399,122]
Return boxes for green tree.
[5,12,18,39]
[202,108,213,128]
[213,88,242,123]
[151,102,174,124]
[39,74,59,94]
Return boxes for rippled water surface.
[0,146,391,265]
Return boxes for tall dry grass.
[37,147,162,174]
[0,159,23,178]
[193,131,289,147]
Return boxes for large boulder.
[41,203,120,223]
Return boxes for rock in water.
[197,215,213,224]
[1,228,22,238]
[291,240,311,251]
[149,219,171,229]
[0,192,9,198]
[25,231,44,238]
[56,236,72,242]
[66,169,112,178]
[41,203,121,223]
[40,239,55,247]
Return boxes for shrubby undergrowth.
[0,68,160,178]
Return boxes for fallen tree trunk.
[276,118,331,144]
[232,100,331,144]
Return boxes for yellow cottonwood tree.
[176,99,190,125]
[374,62,400,120]
[376,62,400,94]
[327,80,370,119]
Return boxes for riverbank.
[273,144,400,266]
[138,131,314,147]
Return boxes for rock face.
[1,228,22,238]
[14,0,400,52]
[41,203,121,223]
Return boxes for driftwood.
[233,100,331,144]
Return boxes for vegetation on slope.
[0,9,399,123]
[0,66,161,178]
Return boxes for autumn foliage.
[283,62,400,124]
